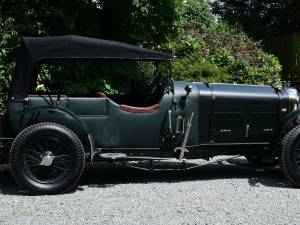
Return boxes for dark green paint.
[3,80,298,160]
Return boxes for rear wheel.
[281,126,300,187]
[9,123,85,194]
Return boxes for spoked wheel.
[23,137,72,184]
[281,126,300,187]
[10,123,85,194]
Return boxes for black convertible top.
[9,35,174,100]
[21,35,174,61]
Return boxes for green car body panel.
[1,35,300,162]
[3,80,299,160]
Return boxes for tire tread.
[280,125,300,187]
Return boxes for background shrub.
[164,0,282,86]
[0,0,282,108]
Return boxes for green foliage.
[0,17,18,108]
[99,0,179,45]
[0,50,12,107]
[213,0,300,39]
[0,0,282,108]
[172,52,231,83]
[181,0,216,32]
[38,61,155,96]
[164,0,282,86]
[0,0,178,103]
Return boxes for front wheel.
[281,126,300,187]
[9,123,85,194]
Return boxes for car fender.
[8,105,96,161]
[278,108,300,141]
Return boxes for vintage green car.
[1,35,300,194]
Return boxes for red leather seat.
[28,94,67,98]
[120,104,159,113]
[95,92,107,98]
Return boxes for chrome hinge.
[220,129,231,133]
[245,124,250,137]
[263,128,273,132]
[168,110,172,133]
[176,115,185,134]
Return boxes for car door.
[67,94,173,149]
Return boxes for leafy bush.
[0,0,282,109]
[171,50,231,83]
[164,0,282,86]
[0,17,17,108]
[38,61,156,96]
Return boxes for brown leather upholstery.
[28,94,67,98]
[120,104,159,113]
[95,92,107,98]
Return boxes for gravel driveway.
[0,157,299,225]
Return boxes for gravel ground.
[0,157,299,225]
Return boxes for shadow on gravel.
[78,158,292,190]
[0,158,294,195]
[0,165,21,195]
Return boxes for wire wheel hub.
[39,151,56,167]
[23,136,72,184]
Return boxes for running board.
[98,153,172,161]
[98,154,242,171]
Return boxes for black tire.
[244,154,278,166]
[281,125,300,150]
[9,123,85,194]
[281,126,300,187]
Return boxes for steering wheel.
[147,74,165,97]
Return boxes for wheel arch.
[278,108,300,142]
[8,106,96,160]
